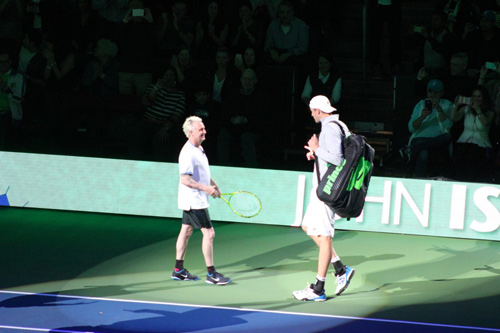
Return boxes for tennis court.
[1,206,499,332]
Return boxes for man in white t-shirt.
[292,96,355,302]
[172,116,231,285]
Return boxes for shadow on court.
[1,207,500,331]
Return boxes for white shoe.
[292,284,326,302]
[335,266,355,296]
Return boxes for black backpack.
[315,121,375,219]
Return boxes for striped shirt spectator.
[145,84,186,121]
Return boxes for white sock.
[316,275,326,282]
[331,256,340,263]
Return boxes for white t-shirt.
[18,46,36,74]
[457,108,492,148]
[178,141,211,210]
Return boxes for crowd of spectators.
[402,1,500,182]
[0,0,499,183]
[0,0,341,168]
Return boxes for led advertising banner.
[0,151,498,241]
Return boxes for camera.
[424,99,433,110]
[413,25,424,33]
[132,8,145,17]
[485,62,497,70]
[457,96,471,105]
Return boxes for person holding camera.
[117,0,155,97]
[400,79,454,177]
[449,86,495,182]
[407,11,460,74]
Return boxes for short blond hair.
[182,116,203,138]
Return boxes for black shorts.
[182,209,212,229]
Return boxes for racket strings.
[229,193,261,217]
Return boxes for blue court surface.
[0,291,496,332]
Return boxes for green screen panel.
[0,151,498,241]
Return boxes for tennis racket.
[220,191,262,218]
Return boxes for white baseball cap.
[309,95,337,113]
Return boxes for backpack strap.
[314,120,346,183]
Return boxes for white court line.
[0,325,50,332]
[0,325,86,333]
[0,290,498,332]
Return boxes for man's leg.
[304,230,332,278]
[318,237,333,277]
[301,225,355,297]
[292,225,328,301]
[176,224,193,260]
[172,224,199,281]
[200,227,215,267]
[201,227,231,285]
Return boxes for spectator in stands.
[24,0,42,31]
[116,0,155,97]
[72,0,104,55]
[407,11,461,74]
[462,10,500,72]
[230,2,265,55]
[478,61,500,127]
[170,46,200,98]
[250,0,281,26]
[301,52,342,108]
[81,38,119,98]
[368,0,402,78]
[0,51,25,149]
[217,68,267,167]
[194,1,229,63]
[450,85,495,182]
[158,0,195,59]
[20,28,48,138]
[234,47,264,80]
[202,47,238,105]
[400,79,454,177]
[42,34,79,96]
[91,0,129,24]
[415,52,476,103]
[436,0,478,37]
[294,0,341,55]
[263,1,309,66]
[129,66,186,162]
[18,28,43,75]
[186,84,222,158]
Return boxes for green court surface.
[1,206,499,330]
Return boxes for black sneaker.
[206,271,231,285]
[171,268,199,281]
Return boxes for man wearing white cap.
[292,95,355,302]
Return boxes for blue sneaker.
[171,268,199,281]
[292,284,326,302]
[335,266,355,296]
[206,271,231,285]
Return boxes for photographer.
[117,0,155,97]
[400,79,454,177]
[406,11,460,74]
[450,86,495,182]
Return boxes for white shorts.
[302,187,335,237]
